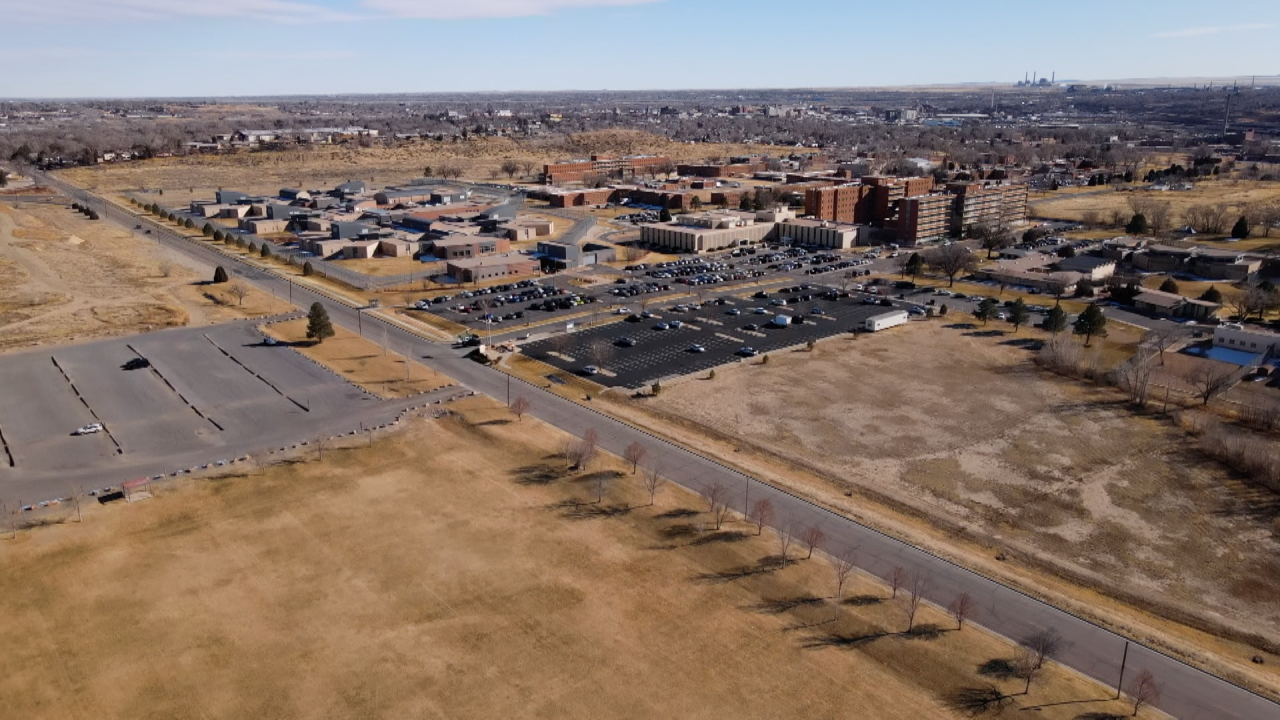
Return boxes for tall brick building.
[897,194,953,245]
[947,181,1028,234]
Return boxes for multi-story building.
[804,184,874,224]
[640,210,773,253]
[775,218,866,249]
[947,181,1028,234]
[896,193,952,245]
[543,154,671,184]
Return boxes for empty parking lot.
[521,291,906,388]
[0,322,375,475]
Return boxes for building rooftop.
[448,254,532,269]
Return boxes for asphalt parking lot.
[0,323,371,474]
[521,290,907,389]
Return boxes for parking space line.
[203,334,310,412]
[49,356,125,454]
[127,345,225,433]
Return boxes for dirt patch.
[262,318,453,399]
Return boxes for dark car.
[616,337,637,347]
[121,357,151,370]
[743,323,760,331]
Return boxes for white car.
[73,423,103,436]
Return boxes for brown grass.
[576,321,1280,696]
[0,396,1140,720]
[261,318,452,399]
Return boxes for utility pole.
[1115,641,1130,699]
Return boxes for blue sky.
[1,0,1277,98]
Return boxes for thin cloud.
[0,0,359,23]
[1,0,663,23]
[363,0,663,19]
[1155,22,1273,38]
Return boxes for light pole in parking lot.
[356,306,364,336]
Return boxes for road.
[32,171,1280,719]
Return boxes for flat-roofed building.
[423,235,511,260]
[640,210,773,253]
[1134,288,1221,320]
[447,254,539,283]
[502,218,555,241]
[897,193,952,244]
[1056,255,1117,282]
[543,154,671,184]
[776,218,865,249]
[1214,323,1280,355]
[948,181,1028,233]
[375,188,434,206]
[804,184,875,224]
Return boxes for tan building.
[776,218,865,249]
[424,236,511,260]
[1135,289,1220,320]
[447,254,539,283]
[640,210,773,253]
[502,218,555,241]
[948,181,1028,233]
[897,193,952,244]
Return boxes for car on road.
[616,337,637,347]
[641,310,655,319]
[687,344,706,353]
[72,423,103,436]
[654,322,670,331]
[726,308,742,315]
[264,337,278,346]
[753,307,768,314]
[121,357,151,370]
[581,365,600,376]
[737,346,758,357]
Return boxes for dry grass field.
[0,202,288,352]
[587,321,1280,690]
[261,318,453,399]
[0,397,1141,720]
[58,131,759,199]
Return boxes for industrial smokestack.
[1051,71,1055,83]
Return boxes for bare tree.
[776,522,796,567]
[1130,669,1161,716]
[799,525,825,559]
[926,244,978,287]
[831,549,857,603]
[547,332,573,358]
[1014,646,1041,695]
[701,481,730,530]
[1022,628,1063,670]
[158,260,175,278]
[592,472,610,504]
[1143,327,1187,365]
[622,441,647,474]
[68,484,82,523]
[948,591,975,630]
[229,281,250,306]
[1114,349,1157,406]
[509,395,531,421]
[315,435,331,461]
[902,571,931,632]
[889,566,907,599]
[1188,362,1239,406]
[748,498,774,536]
[1,501,15,539]
[587,339,613,368]
[500,159,521,179]
[642,465,665,506]
[583,428,599,454]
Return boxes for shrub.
[651,381,662,395]
[303,261,315,276]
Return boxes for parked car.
[616,337,637,347]
[687,344,706,353]
[737,346,758,357]
[581,365,600,376]
[72,423,103,436]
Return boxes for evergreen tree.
[303,260,315,276]
[659,208,672,222]
[905,252,924,279]
[202,222,214,237]
[938,303,949,317]
[1043,305,1068,334]
[1125,213,1148,234]
[1073,303,1108,346]
[260,243,271,258]
[1231,216,1250,239]
[1159,277,1180,294]
[213,229,226,242]
[973,297,999,325]
[1199,285,1223,304]
[213,266,229,284]
[739,194,753,211]
[1007,297,1030,332]
[306,302,335,343]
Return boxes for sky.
[1,0,1278,98]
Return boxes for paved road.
[34,171,1280,719]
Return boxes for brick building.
[447,254,539,283]
[947,181,1028,233]
[543,154,671,184]
[897,193,953,245]
[423,236,511,260]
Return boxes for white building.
[864,310,909,332]
[1213,323,1280,356]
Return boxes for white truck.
[770,314,791,327]
[863,310,909,332]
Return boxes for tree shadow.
[692,557,780,584]
[843,594,884,606]
[548,499,632,520]
[964,330,1007,338]
[1000,337,1043,350]
[1073,713,1125,720]
[746,594,826,615]
[802,630,893,649]
[944,323,978,330]
[689,530,750,546]
[474,418,512,427]
[511,463,567,486]
[660,523,700,540]
[904,623,945,640]
[943,685,1015,717]
[977,658,1019,680]
[653,507,700,521]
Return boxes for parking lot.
[521,289,907,389]
[0,322,372,474]
[419,244,887,336]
